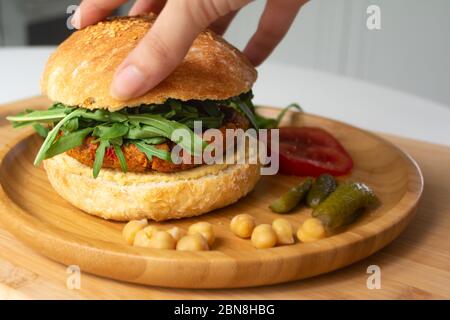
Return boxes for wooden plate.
[0,107,423,289]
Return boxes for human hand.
[72,0,308,100]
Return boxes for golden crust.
[43,153,261,221]
[41,15,257,111]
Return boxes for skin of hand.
[71,0,308,100]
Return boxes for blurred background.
[0,0,449,107]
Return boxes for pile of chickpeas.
[122,219,214,251]
[123,215,327,251]
[230,214,326,249]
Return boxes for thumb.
[111,0,250,100]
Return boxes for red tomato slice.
[274,127,353,176]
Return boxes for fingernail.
[111,64,147,100]
[71,8,81,29]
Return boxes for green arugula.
[6,91,301,177]
[93,139,110,178]
[113,144,128,173]
[45,127,93,159]
[255,103,303,129]
[135,142,172,162]
[34,108,86,166]
[32,123,50,138]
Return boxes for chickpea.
[272,218,294,245]
[296,229,317,243]
[133,226,158,247]
[230,214,255,238]
[167,226,187,242]
[188,222,215,247]
[301,218,326,239]
[146,231,176,250]
[122,219,148,245]
[176,234,209,251]
[251,224,277,249]
[297,218,326,243]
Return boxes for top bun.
[41,15,257,111]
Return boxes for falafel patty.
[66,107,250,173]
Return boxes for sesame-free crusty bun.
[43,153,260,221]
[41,15,257,111]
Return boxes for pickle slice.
[312,182,377,230]
[306,174,337,208]
[269,178,313,213]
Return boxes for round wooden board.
[0,108,423,289]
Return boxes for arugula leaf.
[125,124,166,139]
[34,109,85,166]
[168,99,183,113]
[201,101,223,117]
[32,123,49,138]
[179,116,223,129]
[109,137,123,146]
[113,144,128,173]
[45,127,93,159]
[168,100,198,118]
[229,97,259,130]
[135,142,171,162]
[93,139,109,178]
[141,137,167,144]
[254,103,303,129]
[76,109,128,123]
[8,93,304,178]
[6,108,68,123]
[62,117,79,133]
[48,103,74,112]
[128,114,180,136]
[254,114,277,130]
[93,123,129,140]
[128,114,205,156]
[274,103,302,127]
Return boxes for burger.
[7,15,266,221]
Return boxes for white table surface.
[2,47,450,146]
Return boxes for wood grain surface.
[0,97,447,299]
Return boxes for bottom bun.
[43,153,261,221]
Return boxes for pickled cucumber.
[312,182,377,230]
[269,178,313,213]
[306,174,337,208]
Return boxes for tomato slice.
[274,127,353,176]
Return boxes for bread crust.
[41,15,257,111]
[43,153,260,221]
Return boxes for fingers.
[244,0,307,66]
[72,0,128,29]
[129,0,166,16]
[111,0,251,100]
[111,0,204,100]
[209,10,238,35]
